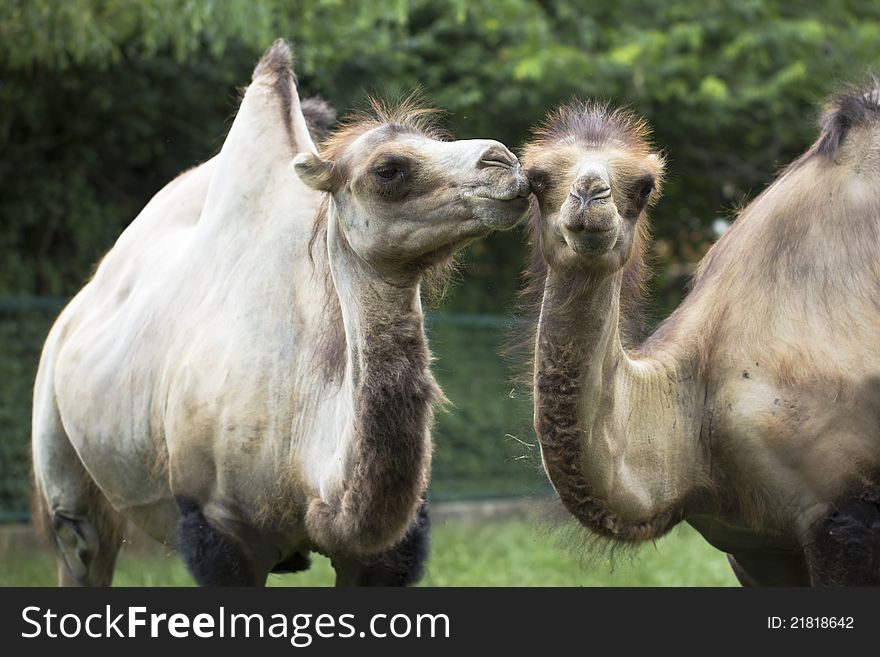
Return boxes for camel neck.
[533,267,702,542]
[327,223,428,391]
[304,206,438,554]
[534,270,622,443]
[537,271,621,362]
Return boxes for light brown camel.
[520,86,880,585]
[31,41,530,586]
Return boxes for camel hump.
[252,38,296,84]
[248,38,322,153]
[301,96,337,143]
[815,75,880,157]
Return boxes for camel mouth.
[471,190,527,202]
[471,194,531,229]
[462,170,531,204]
[563,227,618,255]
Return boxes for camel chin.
[471,194,531,230]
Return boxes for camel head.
[293,96,531,278]
[523,102,664,275]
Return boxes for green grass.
[0,519,737,587]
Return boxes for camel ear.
[293,152,335,192]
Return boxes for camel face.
[295,125,530,273]
[522,103,664,275]
[526,146,662,273]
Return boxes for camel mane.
[523,100,654,157]
[318,92,449,161]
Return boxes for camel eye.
[637,177,655,201]
[527,168,550,192]
[375,165,400,180]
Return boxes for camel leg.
[176,497,269,586]
[726,551,810,586]
[272,550,312,574]
[333,502,430,587]
[804,487,880,586]
[32,410,123,586]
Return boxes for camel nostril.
[478,146,518,169]
[571,173,612,204]
[570,187,611,205]
[590,187,612,202]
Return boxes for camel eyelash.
[370,158,412,196]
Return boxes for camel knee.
[805,486,880,586]
[53,512,98,583]
[51,510,119,586]
[176,497,265,586]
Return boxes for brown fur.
[524,100,655,157]
[301,96,337,143]
[305,309,441,554]
[306,197,458,384]
[533,335,691,542]
[809,74,880,160]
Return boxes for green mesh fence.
[0,298,548,521]
[427,314,549,501]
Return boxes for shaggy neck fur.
[534,266,704,542]
[305,201,439,555]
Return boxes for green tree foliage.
[2,0,879,309]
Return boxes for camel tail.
[30,469,52,548]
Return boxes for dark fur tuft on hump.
[251,39,299,148]
[815,75,880,157]
[301,96,337,144]
[783,75,880,173]
[252,39,295,82]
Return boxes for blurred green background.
[0,1,878,582]
[4,0,880,302]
